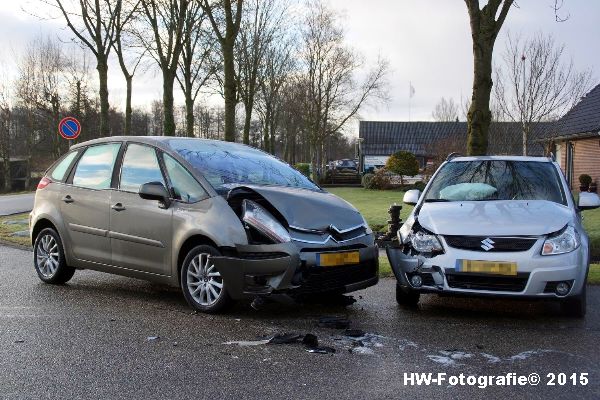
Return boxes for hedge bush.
[295,163,311,178]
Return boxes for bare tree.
[300,1,388,176]
[139,0,189,136]
[113,0,144,136]
[176,2,215,137]
[256,33,295,154]
[0,75,11,192]
[464,0,514,155]
[52,0,122,137]
[494,32,594,155]
[201,0,244,142]
[432,97,459,122]
[236,0,284,145]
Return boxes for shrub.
[413,181,426,191]
[579,174,592,187]
[368,168,393,190]
[385,151,419,184]
[361,173,375,188]
[295,163,311,178]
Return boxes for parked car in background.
[387,155,600,317]
[30,137,378,313]
[333,159,358,172]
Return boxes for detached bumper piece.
[211,243,300,300]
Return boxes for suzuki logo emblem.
[481,238,495,251]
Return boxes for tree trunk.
[262,122,269,151]
[163,71,176,136]
[522,123,530,156]
[97,58,110,137]
[223,43,237,142]
[243,101,252,145]
[125,76,132,136]
[466,40,493,156]
[185,96,194,137]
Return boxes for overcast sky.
[1,0,598,135]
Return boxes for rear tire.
[180,245,233,313]
[561,284,586,318]
[33,227,75,284]
[396,283,420,307]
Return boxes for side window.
[119,144,165,192]
[163,154,208,203]
[72,144,120,190]
[50,151,78,181]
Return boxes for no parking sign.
[58,117,81,140]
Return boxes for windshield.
[424,160,566,205]
[167,139,320,193]
[337,160,356,167]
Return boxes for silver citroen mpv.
[30,137,378,313]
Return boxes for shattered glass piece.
[146,336,160,341]
[268,333,303,345]
[223,339,271,346]
[350,347,374,355]
[306,346,336,354]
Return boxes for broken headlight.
[408,231,443,253]
[242,199,291,243]
[542,225,580,255]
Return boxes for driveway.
[0,192,34,216]
[0,244,598,399]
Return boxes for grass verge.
[0,212,30,247]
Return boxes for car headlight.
[409,231,443,253]
[541,225,580,255]
[242,199,291,243]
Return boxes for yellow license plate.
[317,251,360,267]
[455,260,517,276]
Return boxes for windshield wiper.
[424,198,449,203]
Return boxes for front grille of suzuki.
[446,273,529,292]
[443,236,537,252]
[292,263,377,295]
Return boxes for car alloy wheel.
[186,252,224,306]
[36,234,60,278]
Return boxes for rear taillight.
[37,177,52,190]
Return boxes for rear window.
[50,151,78,181]
[72,144,121,190]
[425,160,566,205]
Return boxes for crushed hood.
[226,184,364,230]
[417,200,573,236]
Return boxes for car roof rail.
[548,152,556,162]
[446,152,462,161]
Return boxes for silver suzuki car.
[387,155,600,317]
[30,137,378,313]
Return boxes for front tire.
[180,245,233,313]
[561,284,586,318]
[396,283,420,307]
[33,227,75,284]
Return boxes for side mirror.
[403,189,420,206]
[139,182,171,209]
[578,192,600,211]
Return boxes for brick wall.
[557,137,600,190]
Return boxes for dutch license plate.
[317,251,360,267]
[455,259,517,276]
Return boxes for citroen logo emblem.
[481,238,495,251]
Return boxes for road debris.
[302,334,319,348]
[306,346,336,354]
[146,336,160,342]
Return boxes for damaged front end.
[211,185,379,300]
[386,214,446,292]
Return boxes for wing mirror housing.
[578,192,600,211]
[139,182,171,209]
[403,189,420,206]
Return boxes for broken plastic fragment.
[268,333,303,345]
[223,339,271,346]
[306,346,336,354]
[147,336,160,341]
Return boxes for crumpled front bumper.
[386,245,588,298]
[212,243,379,299]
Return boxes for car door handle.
[111,203,126,212]
[62,195,74,204]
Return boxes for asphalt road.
[1,244,599,400]
[0,193,34,216]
